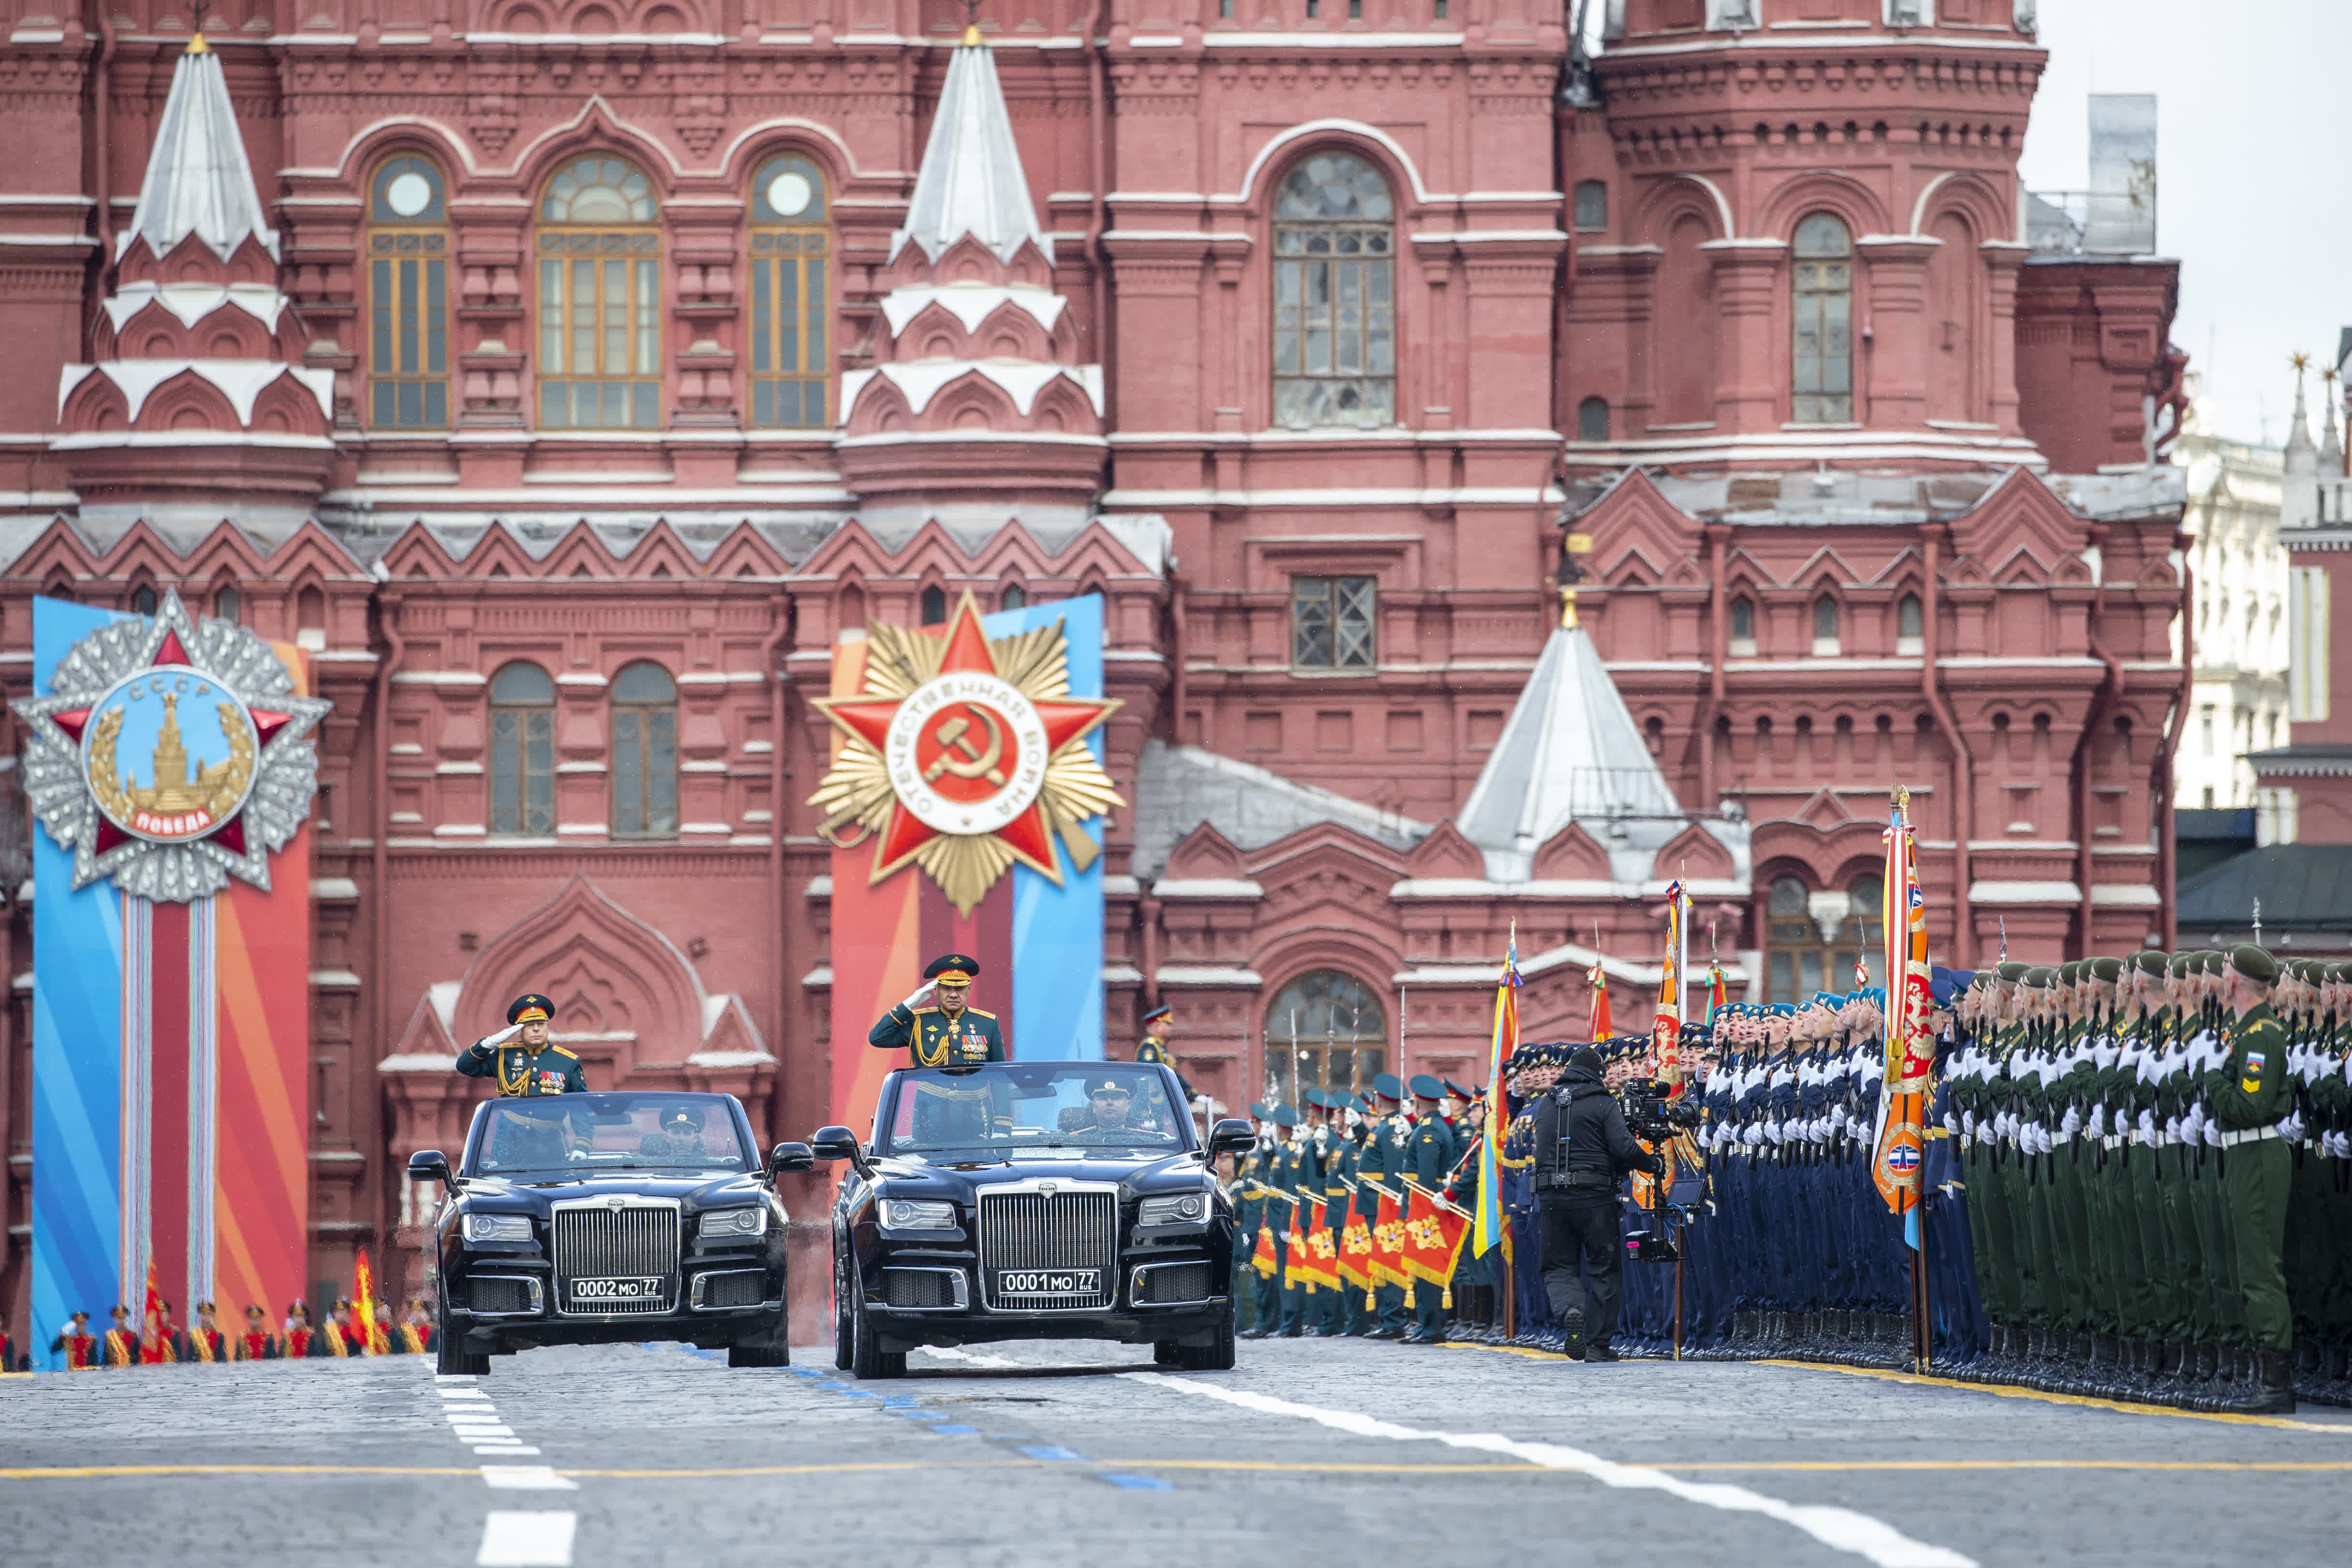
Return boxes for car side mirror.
[769,1141,814,1176]
[408,1149,456,1187]
[1206,1118,1256,1158]
[809,1125,873,1177]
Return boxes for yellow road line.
[1759,1360,2352,1434]
[0,1464,480,1480]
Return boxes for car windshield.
[472,1093,751,1178]
[881,1065,1187,1161]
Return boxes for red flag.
[1251,1218,1279,1279]
[1872,789,1933,1220]
[1587,961,1612,1040]
[139,1259,174,1365]
[354,1250,387,1355]
[1370,1188,1409,1291]
[1337,1211,1376,1292]
[1403,1185,1471,1306]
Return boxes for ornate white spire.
[123,35,277,262]
[2284,355,2317,478]
[893,28,1049,265]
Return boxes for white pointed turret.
[122,34,276,263]
[892,25,1050,266]
[2321,371,2345,480]
[1456,622,1748,885]
[2283,358,2317,479]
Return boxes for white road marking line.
[481,1466,577,1491]
[475,1446,542,1456]
[1124,1374,1974,1568]
[477,1510,576,1567]
[914,1346,1022,1369]
[436,1374,478,1384]
[455,1427,518,1439]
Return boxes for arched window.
[610,661,678,839]
[213,585,241,624]
[1762,873,1884,1003]
[1728,594,1757,655]
[919,585,947,625]
[367,155,450,429]
[1896,592,1924,654]
[1263,970,1388,1106]
[537,154,662,429]
[488,662,556,835]
[1812,593,1840,655]
[1791,212,1854,424]
[1272,151,1394,430]
[999,583,1027,612]
[1576,396,1610,442]
[748,153,830,429]
[131,585,159,616]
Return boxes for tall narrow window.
[1272,152,1394,430]
[1573,180,1609,232]
[213,585,241,624]
[2289,565,2331,721]
[368,155,449,429]
[1576,396,1610,442]
[489,662,556,835]
[537,155,662,429]
[747,153,830,429]
[1896,592,1924,655]
[132,585,159,615]
[920,585,947,625]
[1728,595,1757,656]
[1791,212,1854,424]
[1292,576,1376,670]
[610,661,678,840]
[1812,593,1841,656]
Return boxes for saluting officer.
[870,954,1007,1067]
[457,994,586,1097]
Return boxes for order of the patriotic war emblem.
[12,589,330,901]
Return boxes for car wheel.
[436,1313,490,1377]
[847,1285,905,1380]
[1153,1341,1182,1367]
[728,1343,790,1368]
[1177,1297,1238,1373]
[833,1247,854,1372]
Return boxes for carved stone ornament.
[11,589,331,901]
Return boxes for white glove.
[899,979,937,1012]
[2060,1106,2082,1138]
[472,1022,525,1053]
[2280,1112,2306,1144]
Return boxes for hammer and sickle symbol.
[922,704,1007,788]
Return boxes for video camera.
[1618,1077,1704,1143]
[1623,1200,1692,1263]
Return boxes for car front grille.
[883,1268,963,1308]
[1131,1260,1213,1306]
[554,1204,680,1316]
[977,1189,1117,1311]
[468,1275,539,1315]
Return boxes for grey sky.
[2017,0,2352,450]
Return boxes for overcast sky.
[2016,0,2352,450]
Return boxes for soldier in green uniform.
[1232,1103,1271,1334]
[1362,1074,1411,1339]
[869,953,1007,1067]
[1134,1001,1198,1106]
[1403,1074,1460,1343]
[458,994,588,1097]
[2212,944,2295,1411]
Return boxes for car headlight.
[880,1198,957,1228]
[698,1206,769,1240]
[1139,1193,1209,1226]
[461,1213,532,1243]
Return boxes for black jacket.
[1531,1063,1660,1195]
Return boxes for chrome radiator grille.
[978,1189,1117,1311]
[554,1204,680,1316]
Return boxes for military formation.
[29,1296,439,1370]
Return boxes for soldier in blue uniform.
[458,993,588,1097]
[869,953,1007,1066]
[1361,1074,1411,1338]
[1404,1074,1460,1343]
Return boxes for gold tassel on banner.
[1404,1281,1416,1307]
[1365,1289,1376,1309]
[1441,1287,1453,1308]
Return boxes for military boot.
[2220,1350,2297,1415]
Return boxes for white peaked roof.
[123,40,277,263]
[893,35,1049,265]
[1456,623,1698,878]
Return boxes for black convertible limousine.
[812,1061,1254,1378]
[409,1091,812,1375]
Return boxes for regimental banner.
[821,593,1117,1128]
[17,594,324,1367]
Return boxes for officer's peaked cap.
[1140,1001,1173,1023]
[1248,1101,1270,1120]
[1370,1072,1405,1102]
[1443,1078,1475,1101]
[925,953,980,981]
[1271,1103,1300,1127]
[507,993,555,1025]
[1409,1073,1445,1101]
[1303,1087,1330,1109]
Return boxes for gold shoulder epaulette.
[550,1046,578,1059]
[967,1007,998,1019]
[910,1005,938,1015]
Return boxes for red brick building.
[0,0,2189,1319]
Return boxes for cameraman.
[1531,1044,1662,1361]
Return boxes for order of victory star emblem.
[809,591,1122,917]
[12,590,331,902]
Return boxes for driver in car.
[1065,1078,1157,1141]
[639,1103,710,1161]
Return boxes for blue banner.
[988,595,1107,1063]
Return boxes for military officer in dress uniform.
[458,994,588,1097]
[1135,1002,1199,1110]
[2214,944,2295,1412]
[870,954,1008,1066]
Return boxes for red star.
[45,623,284,859]
[819,593,1113,885]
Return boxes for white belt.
[2049,1130,2074,1146]
[2100,1135,2123,1151]
[2217,1124,2284,1150]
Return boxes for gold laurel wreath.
[807,613,1124,917]
[82,700,257,834]
[85,708,134,826]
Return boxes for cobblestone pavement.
[3,1338,2348,1568]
